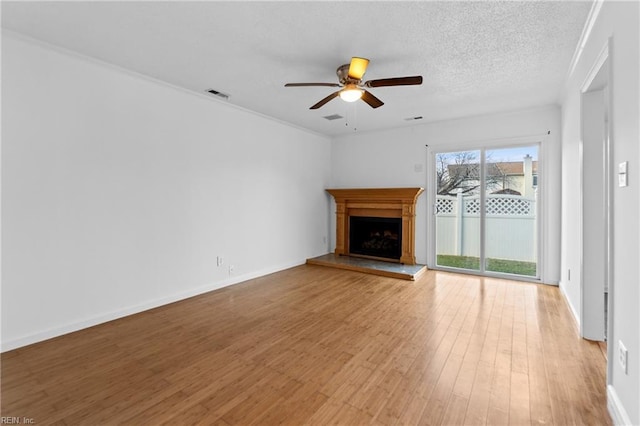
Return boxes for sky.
[437,145,539,165]
[486,145,538,162]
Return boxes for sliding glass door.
[434,145,539,278]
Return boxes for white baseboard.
[607,385,633,425]
[559,280,581,331]
[1,259,307,352]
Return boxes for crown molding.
[566,0,604,79]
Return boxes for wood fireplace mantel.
[327,187,424,265]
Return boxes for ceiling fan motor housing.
[337,64,360,85]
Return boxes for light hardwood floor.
[1,265,610,425]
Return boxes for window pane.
[435,150,481,271]
[484,146,538,277]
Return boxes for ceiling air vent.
[323,114,343,121]
[206,89,230,100]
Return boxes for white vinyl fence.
[436,193,537,262]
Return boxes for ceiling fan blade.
[365,76,423,88]
[348,57,370,80]
[285,83,341,87]
[310,90,341,109]
[361,90,384,109]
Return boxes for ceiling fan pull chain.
[345,103,358,132]
[353,103,358,132]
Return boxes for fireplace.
[349,216,402,260]
[326,188,424,265]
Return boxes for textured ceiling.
[2,1,592,136]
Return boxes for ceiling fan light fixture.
[339,85,364,102]
[348,57,370,80]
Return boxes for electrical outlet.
[229,264,235,275]
[619,340,628,374]
[217,256,224,267]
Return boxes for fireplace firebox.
[349,217,402,260]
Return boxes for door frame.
[579,39,612,347]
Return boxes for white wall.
[330,106,561,284]
[559,1,639,423]
[1,34,332,351]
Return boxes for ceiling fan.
[284,57,423,110]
